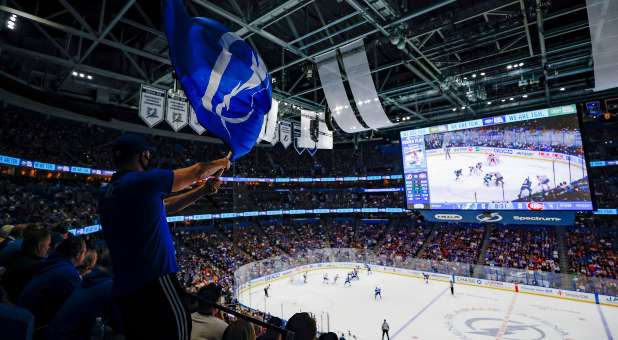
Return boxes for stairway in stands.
[415,223,439,258]
[473,224,495,277]
[555,225,572,289]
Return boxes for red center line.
[495,293,518,340]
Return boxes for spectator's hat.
[111,133,154,159]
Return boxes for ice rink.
[426,152,588,203]
[238,268,617,340]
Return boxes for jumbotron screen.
[400,104,593,211]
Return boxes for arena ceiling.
[0,0,612,141]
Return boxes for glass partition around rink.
[234,248,618,318]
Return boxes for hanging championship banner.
[293,122,304,155]
[257,99,279,144]
[279,121,292,149]
[138,84,166,127]
[189,105,206,135]
[166,89,189,132]
[298,109,317,149]
[317,111,333,150]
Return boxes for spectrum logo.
[527,202,545,211]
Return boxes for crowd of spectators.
[421,224,485,263]
[484,227,560,272]
[566,221,617,279]
[424,116,585,156]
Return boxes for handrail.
[190,293,295,340]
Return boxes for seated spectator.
[47,245,119,340]
[191,283,228,340]
[0,299,34,340]
[76,249,98,276]
[16,236,86,327]
[285,312,317,340]
[222,319,256,340]
[257,317,283,340]
[2,225,51,301]
[0,224,25,265]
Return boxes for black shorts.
[115,273,191,340]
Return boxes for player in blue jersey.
[264,284,270,298]
[344,275,352,287]
[483,173,493,186]
[454,169,463,181]
[365,264,372,275]
[518,177,532,199]
[423,273,430,284]
[374,287,382,300]
[303,272,308,283]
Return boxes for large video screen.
[400,104,593,210]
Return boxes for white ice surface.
[238,268,617,340]
[425,153,588,203]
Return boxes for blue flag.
[163,0,272,160]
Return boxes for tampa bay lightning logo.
[465,318,546,339]
[200,31,270,138]
[476,212,503,223]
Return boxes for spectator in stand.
[16,236,87,328]
[191,283,228,340]
[47,244,120,340]
[286,312,317,340]
[2,225,51,301]
[0,224,25,265]
[76,248,98,276]
[222,319,256,340]
[257,317,284,340]
[98,133,229,340]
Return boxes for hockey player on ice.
[344,275,352,287]
[423,273,430,284]
[303,272,308,283]
[374,287,382,300]
[323,272,329,284]
[333,273,340,284]
[518,177,533,199]
[537,175,551,192]
[468,165,475,176]
[365,264,372,275]
[454,169,463,181]
[483,173,494,186]
[494,172,504,187]
[476,162,483,174]
[444,146,452,160]
[488,153,498,166]
[264,284,270,298]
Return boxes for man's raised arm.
[171,157,230,192]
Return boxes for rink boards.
[237,262,618,339]
[236,262,617,307]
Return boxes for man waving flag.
[163,0,272,160]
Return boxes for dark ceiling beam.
[236,0,314,38]
[0,5,170,64]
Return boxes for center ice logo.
[446,308,567,340]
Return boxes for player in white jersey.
[537,175,551,192]
[333,273,340,284]
[444,147,452,160]
[323,272,329,284]
[303,272,308,283]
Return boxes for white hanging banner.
[138,84,166,127]
[165,90,189,132]
[316,50,369,134]
[188,105,206,135]
[587,0,618,91]
[316,111,333,150]
[293,122,304,155]
[298,109,317,149]
[258,99,279,144]
[279,121,292,149]
[340,39,394,129]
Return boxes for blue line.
[597,304,614,340]
[391,287,449,339]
